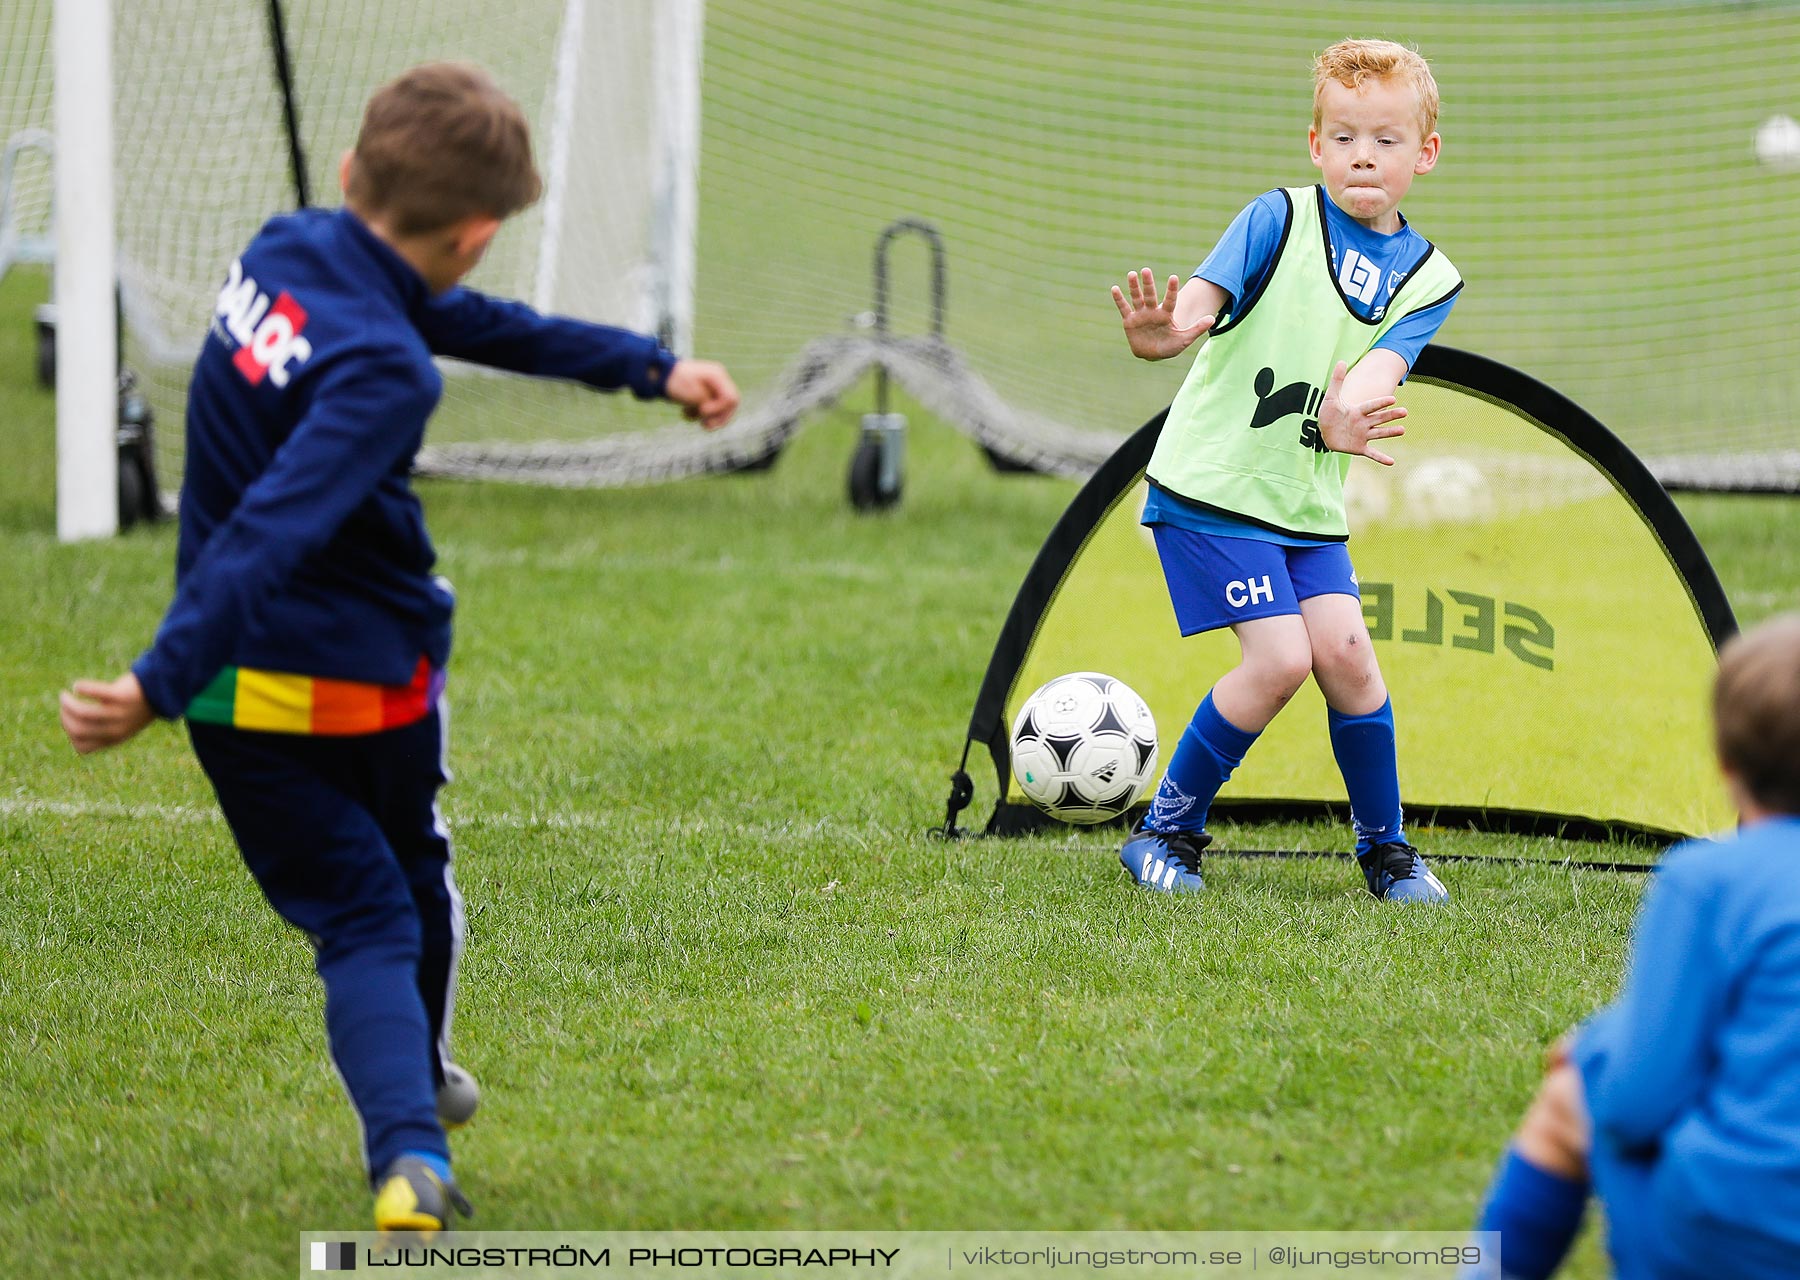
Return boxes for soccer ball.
[1754,114,1800,170]
[1402,456,1495,525]
[1342,465,1394,527]
[1010,672,1159,824]
[437,1062,479,1128]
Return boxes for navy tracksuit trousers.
[188,705,461,1178]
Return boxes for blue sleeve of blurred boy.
[1571,849,1724,1154]
[1565,819,1800,1253]
[418,288,678,400]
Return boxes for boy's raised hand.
[1111,268,1214,361]
[666,358,740,430]
[60,672,155,754]
[1318,360,1408,466]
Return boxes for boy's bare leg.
[1211,614,1315,732]
[1299,592,1386,715]
[1516,1063,1591,1181]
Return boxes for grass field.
[4,241,1800,1279]
[5,9,1800,1276]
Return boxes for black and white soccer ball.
[1009,672,1159,824]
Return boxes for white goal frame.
[53,0,115,541]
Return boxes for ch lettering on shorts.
[1226,575,1275,609]
[215,258,313,388]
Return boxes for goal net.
[685,0,1800,492]
[0,6,53,281]
[6,0,701,489]
[9,1,1800,495]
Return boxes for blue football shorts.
[1151,523,1359,637]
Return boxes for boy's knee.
[1311,628,1379,691]
[1249,648,1313,702]
[1517,1063,1590,1178]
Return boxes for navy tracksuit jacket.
[138,207,678,1176]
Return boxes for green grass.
[3,244,1800,1279]
[6,8,1800,1272]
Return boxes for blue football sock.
[1474,1146,1588,1280]
[1327,697,1405,853]
[1146,692,1259,833]
[397,1149,454,1184]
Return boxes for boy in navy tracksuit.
[58,62,739,1230]
[1470,612,1800,1279]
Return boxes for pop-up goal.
[945,349,1738,845]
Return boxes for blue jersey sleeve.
[1373,289,1459,372]
[130,349,437,717]
[418,287,677,400]
[1193,190,1289,321]
[1572,848,1725,1154]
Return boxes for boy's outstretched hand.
[1317,360,1408,466]
[666,359,740,430]
[60,672,155,754]
[1111,268,1214,361]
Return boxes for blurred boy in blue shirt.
[1473,612,1800,1278]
